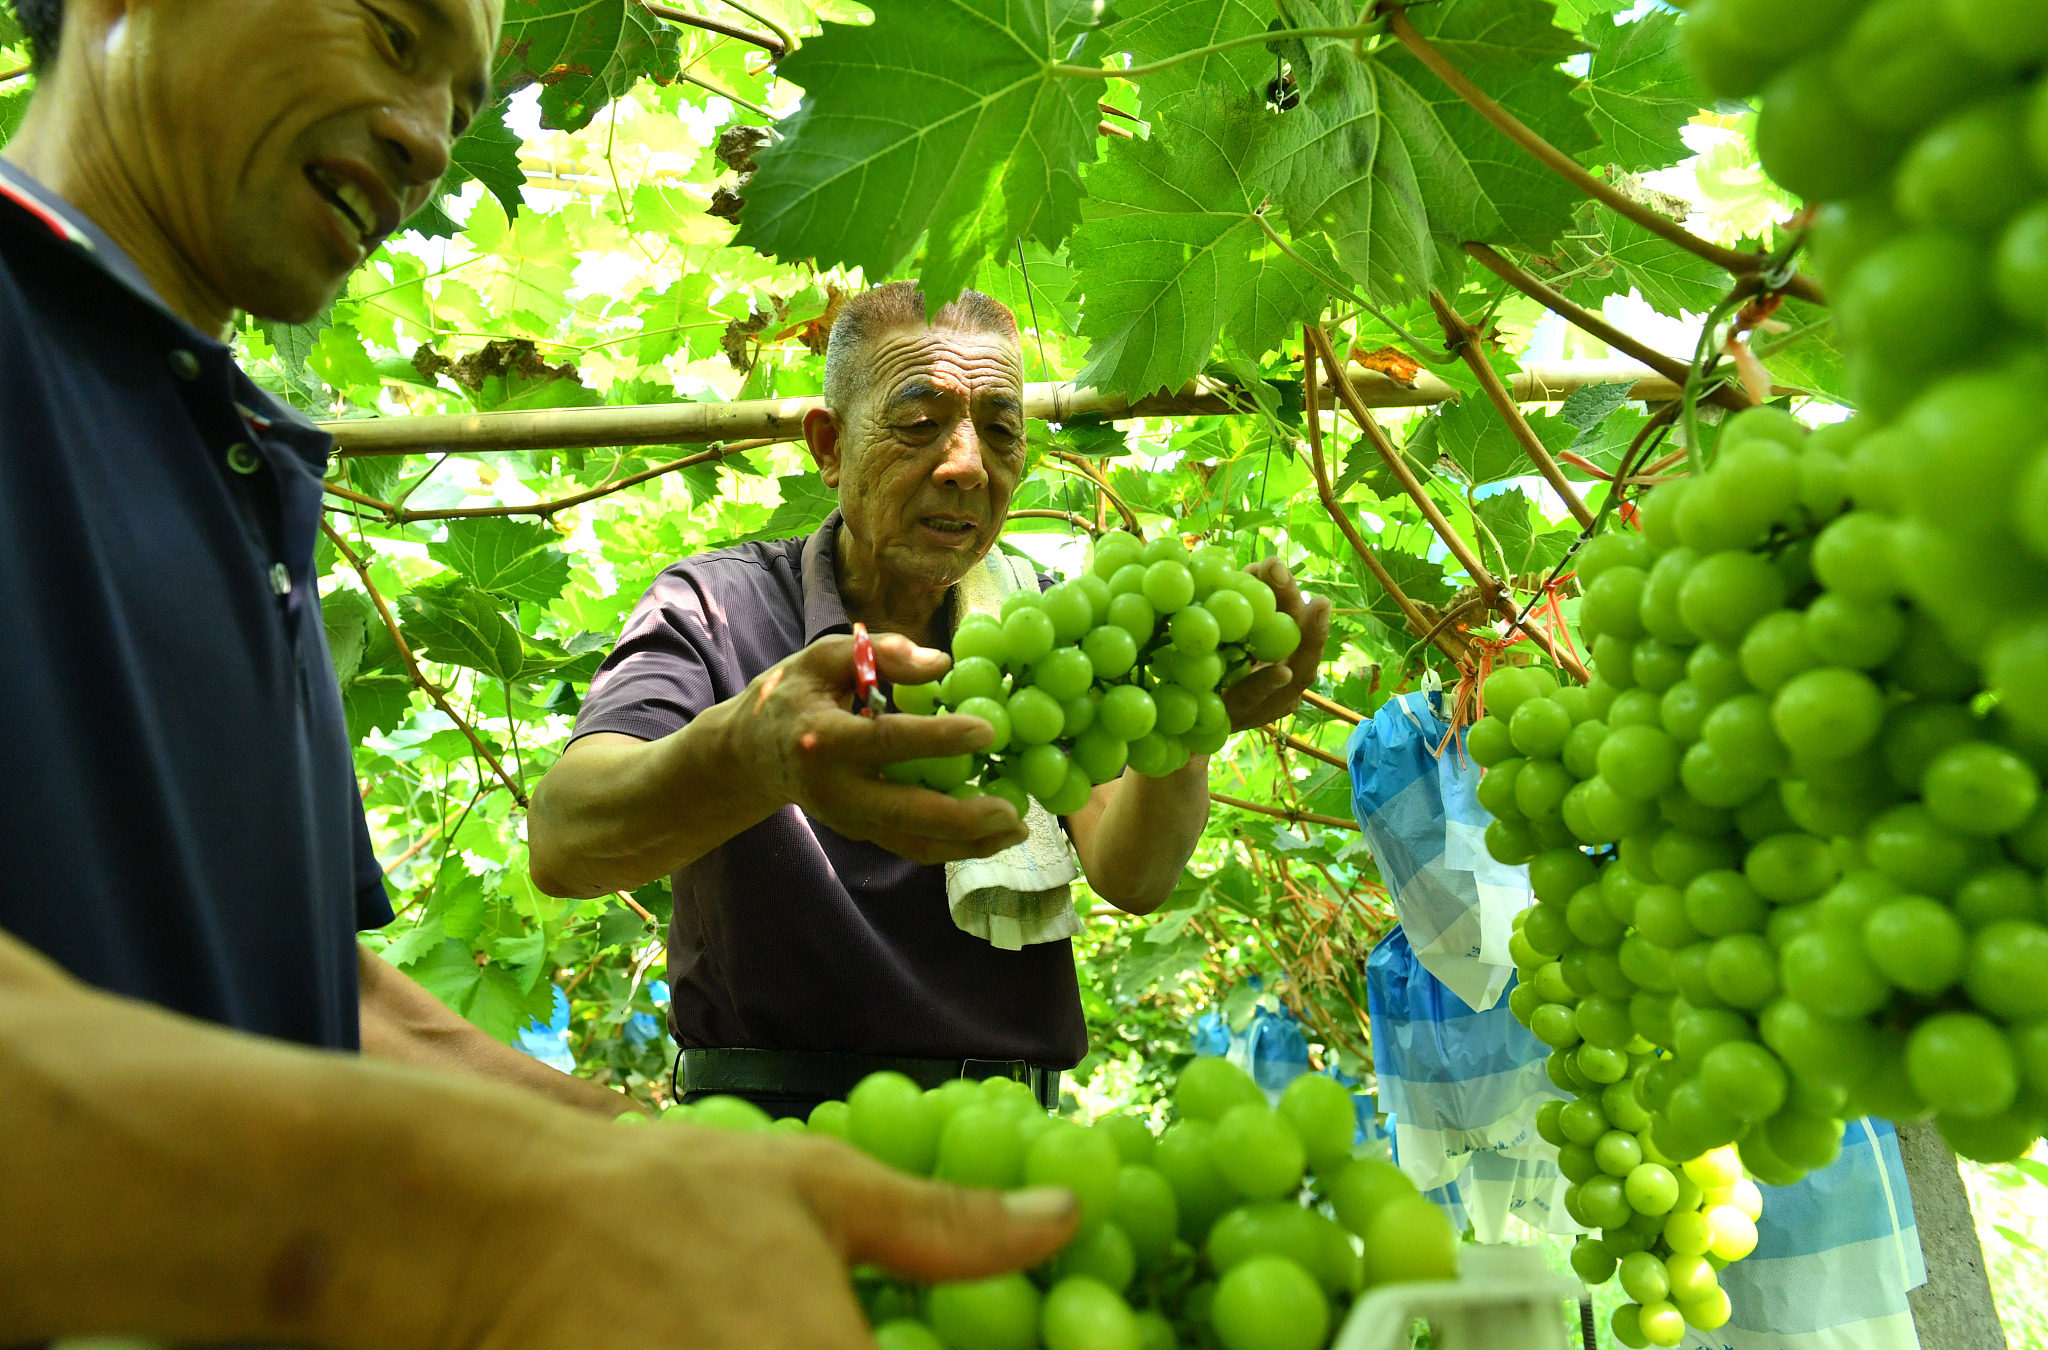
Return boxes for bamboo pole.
[321,362,1685,457]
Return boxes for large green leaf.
[1350,547,1452,630]
[447,100,528,222]
[1066,90,1328,398]
[400,576,528,679]
[1602,206,1735,318]
[1575,11,1698,175]
[716,472,841,548]
[1474,487,1573,577]
[1429,389,1579,486]
[1258,0,1596,304]
[428,518,573,604]
[494,0,681,133]
[405,938,557,1042]
[1103,0,1273,112]
[733,0,1103,307]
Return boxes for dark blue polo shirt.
[573,511,1088,1068]
[0,163,389,1049]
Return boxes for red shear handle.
[851,621,882,718]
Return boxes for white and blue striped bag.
[1346,688,1534,1012]
[1685,1118,1926,1350]
[1365,925,1576,1241]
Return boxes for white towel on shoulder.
[943,550,1084,951]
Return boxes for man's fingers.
[828,777,1028,849]
[869,631,954,688]
[1250,555,1306,616]
[1288,596,1334,688]
[856,711,997,766]
[798,1145,1080,1284]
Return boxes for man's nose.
[932,420,989,491]
[369,93,455,197]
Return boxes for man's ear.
[804,406,845,489]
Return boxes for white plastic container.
[1334,1244,1586,1350]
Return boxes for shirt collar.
[0,159,221,342]
[799,510,854,644]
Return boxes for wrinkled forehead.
[862,325,1025,414]
[400,0,501,96]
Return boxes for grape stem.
[1300,688,1364,725]
[1463,243,1760,414]
[1211,790,1362,832]
[1311,325,1589,683]
[1429,288,1597,530]
[1380,4,1825,308]
[1300,327,1466,662]
[641,2,785,58]
[1048,450,1143,535]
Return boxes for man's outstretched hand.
[460,1125,1080,1350]
[1223,557,1333,731]
[724,631,1030,864]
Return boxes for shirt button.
[269,563,292,596]
[226,442,263,475]
[169,349,202,381]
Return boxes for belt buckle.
[961,1057,1026,1083]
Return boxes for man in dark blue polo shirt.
[0,0,1076,1342]
[527,283,1334,1117]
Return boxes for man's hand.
[1223,557,1334,731]
[462,1126,1079,1350]
[720,631,1029,865]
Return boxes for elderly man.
[0,1,1079,1345]
[528,282,1333,1116]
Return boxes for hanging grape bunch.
[646,1056,1456,1350]
[886,532,1304,814]
[1469,402,2048,1343]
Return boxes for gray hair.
[821,281,1021,417]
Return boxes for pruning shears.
[851,621,883,718]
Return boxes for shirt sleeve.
[571,566,722,745]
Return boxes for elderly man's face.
[826,325,1028,590]
[97,0,497,321]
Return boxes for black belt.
[673,1047,1060,1111]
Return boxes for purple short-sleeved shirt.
[572,511,1088,1068]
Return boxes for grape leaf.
[715,472,839,547]
[429,518,573,604]
[322,589,373,686]
[1601,206,1733,318]
[401,576,528,679]
[1103,0,1273,112]
[1351,547,1451,629]
[495,0,681,133]
[406,937,557,1041]
[1258,0,1596,304]
[1474,486,1567,576]
[1575,11,1699,175]
[734,0,1103,309]
[1430,390,1578,486]
[1066,89,1328,397]
[343,674,416,741]
[447,100,528,222]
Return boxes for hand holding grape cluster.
[883,532,1305,816]
[648,1055,1455,1350]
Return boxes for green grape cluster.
[1683,0,2048,736]
[645,1056,1455,1350]
[1471,404,2048,1339]
[884,532,1303,815]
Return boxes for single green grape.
[1247,612,1302,663]
[1171,604,1221,654]
[952,615,1009,666]
[1143,561,1195,614]
[1019,743,1071,800]
[1034,647,1095,702]
[1041,583,1095,644]
[1154,685,1199,737]
[1092,530,1145,579]
[946,655,1007,706]
[1106,592,1156,644]
[1082,624,1139,680]
[1206,585,1256,642]
[1108,562,1150,598]
[1099,684,1158,741]
[1002,606,1056,667]
[1141,534,1189,566]
[1008,686,1064,745]
[894,680,941,716]
[1073,726,1130,784]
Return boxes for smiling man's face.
[824,324,1028,594]
[84,0,498,322]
